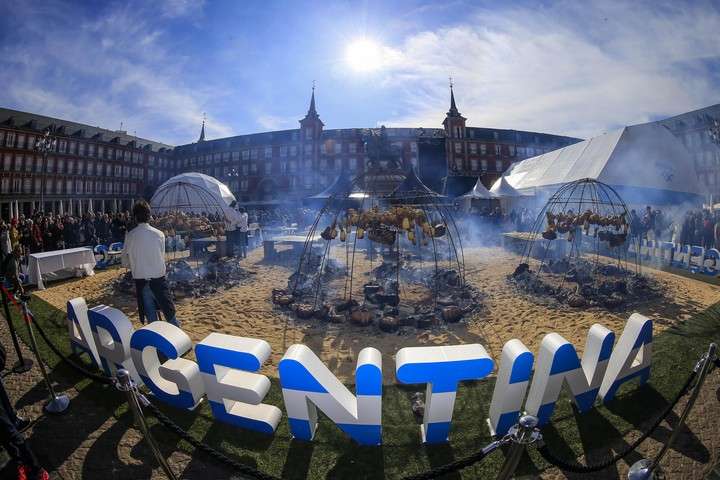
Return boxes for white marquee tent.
[150,172,236,217]
[460,178,495,199]
[502,123,706,205]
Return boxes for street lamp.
[34,129,56,214]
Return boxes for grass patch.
[3,293,718,479]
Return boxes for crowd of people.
[629,206,720,249]
[0,212,134,262]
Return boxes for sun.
[345,38,383,72]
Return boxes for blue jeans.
[141,283,179,326]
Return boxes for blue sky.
[0,0,718,145]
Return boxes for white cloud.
[375,0,720,139]
[0,1,229,145]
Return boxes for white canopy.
[150,172,236,217]
[460,178,495,199]
[489,176,524,198]
[503,123,706,204]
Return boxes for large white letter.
[279,345,382,445]
[487,340,534,436]
[87,305,140,382]
[196,333,282,434]
[599,313,652,402]
[130,322,204,410]
[396,344,493,443]
[524,325,615,425]
[66,298,101,366]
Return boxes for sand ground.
[34,246,719,383]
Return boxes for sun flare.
[345,38,383,72]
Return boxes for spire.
[307,81,317,117]
[448,77,460,117]
[198,113,206,142]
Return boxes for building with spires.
[172,87,581,204]
[0,87,609,217]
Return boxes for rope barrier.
[143,400,282,480]
[30,316,113,385]
[4,284,716,478]
[537,368,698,473]
[401,438,507,480]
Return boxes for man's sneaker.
[17,464,28,480]
[34,468,50,480]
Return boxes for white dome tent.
[150,172,236,219]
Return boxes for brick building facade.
[174,88,581,203]
[0,108,173,219]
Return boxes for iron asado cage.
[510,178,657,310]
[272,166,482,332]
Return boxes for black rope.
[401,441,502,480]
[143,400,281,480]
[537,368,697,473]
[30,313,114,385]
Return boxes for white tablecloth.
[28,247,96,290]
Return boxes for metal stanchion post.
[115,369,178,480]
[1,286,33,373]
[496,415,542,480]
[628,342,717,480]
[18,295,70,414]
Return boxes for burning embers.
[113,257,256,299]
[272,259,482,333]
[509,259,661,310]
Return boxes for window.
[46,157,54,173]
[349,157,357,170]
[470,143,477,154]
[280,146,288,157]
[17,134,25,148]
[455,126,462,138]
[242,164,249,175]
[480,144,487,155]
[280,161,287,174]
[334,142,342,154]
[23,178,31,193]
[34,178,41,193]
[66,180,73,193]
[214,153,221,163]
[496,160,503,172]
[115,165,122,177]
[289,160,297,172]
[69,141,76,154]
[304,144,312,155]
[264,162,272,174]
[0,178,8,194]
[240,179,249,191]
[471,159,478,170]
[251,162,258,174]
[305,127,313,139]
[3,153,11,170]
[23,155,32,172]
[495,145,501,156]
[509,145,516,156]
[481,159,488,171]
[5,131,15,147]
[454,142,462,154]
[290,145,297,156]
[232,151,240,161]
[88,144,96,157]
[242,150,250,160]
[251,149,258,160]
[349,143,357,154]
[264,147,272,159]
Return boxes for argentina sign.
[67,297,652,445]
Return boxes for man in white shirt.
[236,206,249,258]
[121,201,179,326]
